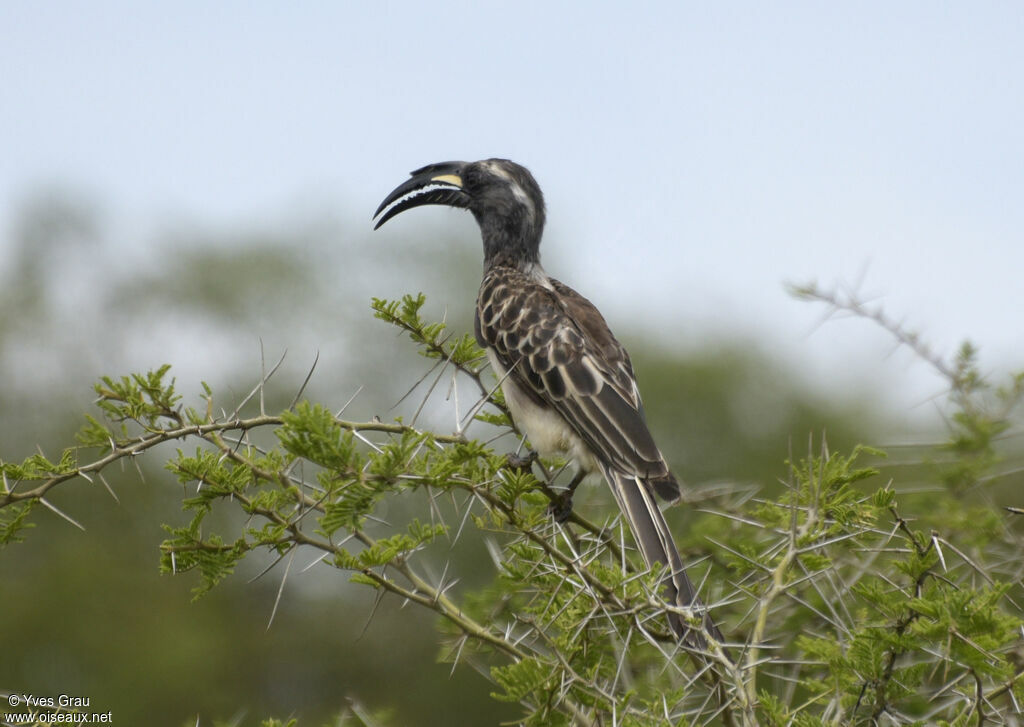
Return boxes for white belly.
[486,350,598,473]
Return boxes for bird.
[373,158,724,649]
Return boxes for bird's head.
[373,158,546,267]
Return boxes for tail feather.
[649,471,681,503]
[601,466,725,650]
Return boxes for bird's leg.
[548,468,586,523]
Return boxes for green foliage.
[93,364,182,431]
[1,449,78,481]
[279,402,362,471]
[0,500,35,544]
[371,293,511,427]
[941,342,1024,495]
[334,521,446,571]
[3,291,1023,725]
[371,293,482,369]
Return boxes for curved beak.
[373,161,471,230]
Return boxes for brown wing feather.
[477,267,679,499]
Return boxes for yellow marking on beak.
[431,173,463,187]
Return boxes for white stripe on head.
[483,160,536,221]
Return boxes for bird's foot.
[547,492,575,524]
[547,468,586,523]
[504,450,538,473]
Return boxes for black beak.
[373,161,471,230]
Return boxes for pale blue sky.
[3,2,1022,412]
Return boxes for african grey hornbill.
[373,158,724,649]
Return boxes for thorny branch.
[4,290,1024,726]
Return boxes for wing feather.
[560,355,600,397]
[477,267,677,493]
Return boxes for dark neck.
[477,213,542,270]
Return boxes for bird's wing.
[476,267,679,499]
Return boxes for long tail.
[601,466,725,650]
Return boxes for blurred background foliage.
[1,191,1018,726]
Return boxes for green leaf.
[0,501,36,546]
